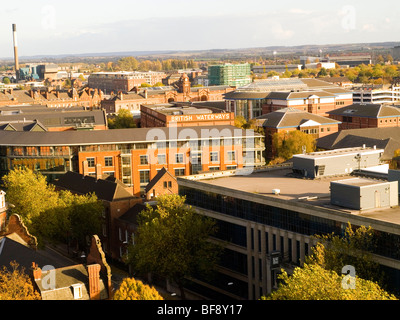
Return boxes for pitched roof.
[0,125,257,147]
[327,104,400,118]
[145,167,176,193]
[257,108,340,128]
[52,171,136,202]
[317,127,400,160]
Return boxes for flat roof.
[331,177,390,187]
[293,147,384,160]
[184,167,400,226]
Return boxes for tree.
[126,194,222,299]
[117,57,138,71]
[0,261,41,300]
[317,67,328,77]
[272,130,315,160]
[2,167,59,231]
[263,263,397,300]
[2,77,10,84]
[113,278,164,300]
[108,109,137,129]
[306,223,385,286]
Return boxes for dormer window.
[71,284,83,299]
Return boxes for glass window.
[87,157,95,167]
[158,154,166,165]
[227,151,236,162]
[175,153,184,164]
[175,168,185,177]
[104,157,113,167]
[139,170,150,184]
[210,152,219,162]
[140,155,149,165]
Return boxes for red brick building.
[101,73,235,115]
[327,103,400,130]
[255,107,341,159]
[0,88,103,109]
[140,102,235,128]
[144,167,178,200]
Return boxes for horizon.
[0,0,399,59]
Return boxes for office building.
[177,158,400,299]
[208,63,251,87]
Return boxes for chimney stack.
[31,262,42,281]
[12,24,20,82]
[87,264,101,300]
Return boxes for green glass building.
[208,63,251,87]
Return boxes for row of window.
[86,151,238,168]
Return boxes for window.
[175,153,184,164]
[157,154,166,165]
[72,284,83,299]
[164,181,168,189]
[227,151,236,162]
[175,168,185,177]
[140,170,150,184]
[209,166,220,171]
[104,157,113,167]
[168,181,172,188]
[140,155,149,165]
[87,157,95,167]
[210,152,219,162]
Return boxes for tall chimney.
[12,24,20,82]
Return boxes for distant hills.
[1,41,399,63]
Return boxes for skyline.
[0,0,399,58]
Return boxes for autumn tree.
[113,278,164,300]
[126,194,222,299]
[108,109,137,129]
[263,263,397,300]
[0,262,41,300]
[306,223,385,287]
[2,167,59,231]
[272,130,315,160]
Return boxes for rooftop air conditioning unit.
[272,189,281,195]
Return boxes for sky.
[0,0,399,58]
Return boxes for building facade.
[0,126,265,197]
[177,166,400,299]
[140,103,235,128]
[208,63,251,87]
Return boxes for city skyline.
[0,0,399,58]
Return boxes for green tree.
[2,77,10,84]
[272,130,315,160]
[306,223,385,286]
[263,263,397,300]
[113,278,164,300]
[317,67,328,77]
[108,109,137,129]
[126,194,222,299]
[2,168,59,231]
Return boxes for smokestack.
[12,24,19,82]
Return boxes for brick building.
[327,103,400,130]
[255,107,341,159]
[88,71,167,93]
[0,88,103,109]
[0,190,7,232]
[144,167,178,200]
[52,171,142,259]
[101,73,235,115]
[140,102,234,128]
[0,105,108,131]
[0,125,265,197]
[224,78,353,120]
